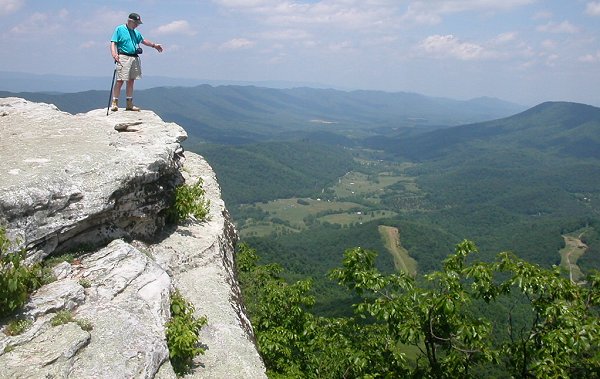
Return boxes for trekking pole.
[106,62,117,116]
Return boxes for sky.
[1,0,600,106]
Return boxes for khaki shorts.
[116,55,142,80]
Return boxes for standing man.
[110,12,163,112]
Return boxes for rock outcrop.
[0,98,266,378]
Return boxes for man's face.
[127,20,140,28]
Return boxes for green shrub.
[51,310,74,326]
[76,318,93,331]
[78,278,92,288]
[167,180,210,224]
[0,227,43,318]
[165,290,207,376]
[4,319,32,336]
[50,310,92,332]
[43,253,76,268]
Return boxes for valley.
[195,100,600,312]
[236,160,415,238]
[3,86,600,377]
[3,86,600,310]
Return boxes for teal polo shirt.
[111,24,143,55]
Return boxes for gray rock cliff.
[0,98,267,378]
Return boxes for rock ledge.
[0,98,266,378]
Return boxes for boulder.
[0,98,266,378]
[0,97,186,261]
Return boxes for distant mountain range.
[0,71,332,93]
[0,82,526,145]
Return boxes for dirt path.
[378,225,417,277]
[560,234,588,283]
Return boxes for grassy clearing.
[319,210,398,226]
[258,198,361,226]
[334,172,405,198]
[240,223,299,238]
[239,198,362,236]
[559,234,588,283]
[378,225,417,276]
[238,162,422,237]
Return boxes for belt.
[118,52,138,57]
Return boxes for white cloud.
[260,28,312,41]
[72,9,124,35]
[154,20,197,36]
[213,0,398,30]
[418,34,495,60]
[545,53,559,67]
[216,0,273,8]
[585,1,600,16]
[212,0,536,37]
[537,20,579,34]
[579,51,600,62]
[541,39,557,50]
[328,40,356,53]
[532,10,553,20]
[0,0,23,16]
[8,9,69,36]
[420,0,536,13]
[401,6,442,25]
[518,60,536,70]
[492,32,518,44]
[401,0,536,25]
[220,38,256,50]
[10,12,49,34]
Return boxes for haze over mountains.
[2,82,598,272]
[0,71,331,94]
[0,81,525,145]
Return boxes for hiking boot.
[126,98,140,111]
[110,98,119,112]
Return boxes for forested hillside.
[196,101,600,317]
[0,85,523,145]
[200,141,357,205]
[368,101,600,160]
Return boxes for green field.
[242,223,299,238]
[237,163,417,237]
[333,170,417,199]
[319,210,397,226]
[239,198,363,237]
[263,198,360,223]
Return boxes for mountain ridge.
[369,101,600,160]
[0,84,526,145]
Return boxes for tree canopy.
[237,241,600,378]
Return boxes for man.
[110,12,163,112]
